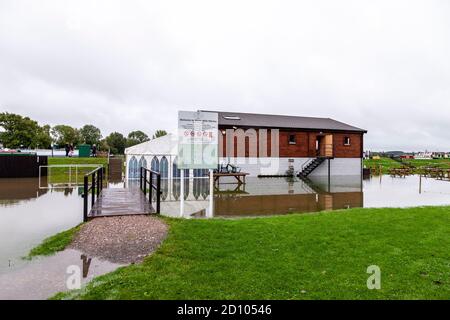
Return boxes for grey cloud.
[1,0,450,150]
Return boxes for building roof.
[202,110,367,133]
[125,133,177,156]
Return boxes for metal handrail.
[39,164,102,189]
[82,166,105,222]
[140,167,161,214]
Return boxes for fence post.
[156,173,161,214]
[100,167,104,191]
[143,170,147,195]
[140,167,143,190]
[149,170,153,204]
[96,170,100,197]
[91,173,95,207]
[83,175,88,222]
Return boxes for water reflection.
[0,178,83,274]
[0,178,48,206]
[0,249,123,300]
[167,174,450,218]
[212,176,363,217]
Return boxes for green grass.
[54,206,450,300]
[26,224,83,259]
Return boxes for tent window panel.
[128,156,138,179]
[151,157,160,172]
[160,156,169,178]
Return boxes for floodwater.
[0,178,125,299]
[0,249,123,300]
[0,178,83,274]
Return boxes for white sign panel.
[178,111,218,169]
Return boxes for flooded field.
[1,174,450,276]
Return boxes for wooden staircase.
[298,157,326,178]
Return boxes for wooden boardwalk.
[88,188,153,218]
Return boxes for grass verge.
[54,206,450,300]
[26,224,83,259]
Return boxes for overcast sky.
[1,0,449,151]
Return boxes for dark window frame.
[344,137,351,146]
[288,134,297,145]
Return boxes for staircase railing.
[301,158,315,172]
[82,166,105,222]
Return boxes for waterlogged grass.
[363,158,402,173]
[46,157,108,184]
[55,206,450,300]
[48,157,109,166]
[27,224,83,259]
[402,158,450,169]
[364,157,450,174]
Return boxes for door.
[316,134,333,157]
[324,134,333,157]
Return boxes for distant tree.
[105,132,127,154]
[152,129,167,139]
[51,125,80,147]
[79,124,102,145]
[0,112,50,148]
[126,130,149,147]
[98,138,109,152]
[35,124,52,149]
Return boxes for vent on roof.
[222,115,241,120]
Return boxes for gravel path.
[69,216,168,264]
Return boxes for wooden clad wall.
[219,128,364,158]
[0,154,48,178]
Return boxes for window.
[288,134,296,145]
[344,137,351,146]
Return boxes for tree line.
[0,112,167,154]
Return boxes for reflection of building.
[0,178,48,205]
[214,192,363,217]
[213,176,363,217]
[0,178,48,200]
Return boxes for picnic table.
[213,172,249,185]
